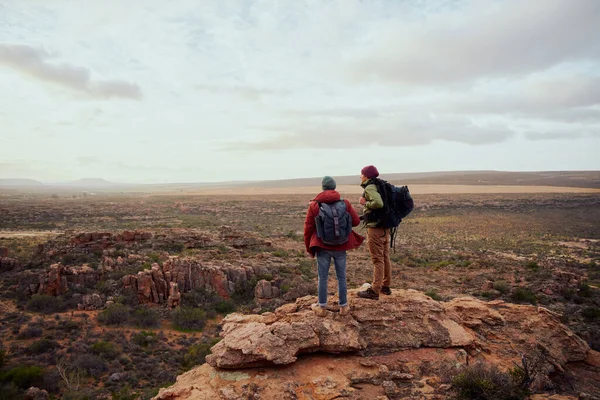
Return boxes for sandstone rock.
[586,350,600,368]
[254,279,274,299]
[24,387,49,400]
[121,257,248,306]
[108,372,126,382]
[382,380,397,397]
[0,257,18,271]
[156,349,475,400]
[444,297,505,328]
[446,297,590,369]
[554,270,580,286]
[168,282,181,308]
[122,230,136,241]
[219,226,272,249]
[206,290,473,369]
[80,293,104,310]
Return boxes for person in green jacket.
[357,165,392,300]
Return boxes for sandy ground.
[175,184,600,195]
[0,230,62,238]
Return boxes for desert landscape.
[0,172,599,399]
[3,1,600,398]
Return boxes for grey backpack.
[314,200,352,245]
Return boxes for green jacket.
[361,179,384,228]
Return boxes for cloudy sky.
[1,0,599,183]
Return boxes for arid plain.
[0,171,599,399]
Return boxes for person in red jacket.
[304,176,365,317]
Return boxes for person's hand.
[359,197,366,205]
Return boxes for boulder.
[24,387,49,400]
[157,290,598,400]
[206,290,474,369]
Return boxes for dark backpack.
[365,179,414,249]
[314,200,352,245]
[382,183,414,228]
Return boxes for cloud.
[195,84,287,101]
[76,157,102,167]
[0,43,142,99]
[348,0,600,84]
[226,113,514,150]
[524,129,600,141]
[438,75,600,119]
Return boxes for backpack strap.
[331,204,340,237]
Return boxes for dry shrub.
[452,362,530,400]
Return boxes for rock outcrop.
[0,256,18,271]
[24,387,49,400]
[0,246,17,270]
[157,290,599,400]
[121,257,261,305]
[207,291,472,369]
[254,279,280,300]
[17,227,284,307]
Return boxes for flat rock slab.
[207,290,474,369]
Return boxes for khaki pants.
[367,227,391,294]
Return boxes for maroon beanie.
[361,165,379,179]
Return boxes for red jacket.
[304,190,365,256]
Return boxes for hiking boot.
[381,286,392,295]
[357,288,379,300]
[339,305,350,316]
[311,303,327,317]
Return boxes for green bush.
[214,300,235,314]
[561,287,576,300]
[111,384,138,400]
[298,259,315,279]
[28,339,59,354]
[578,282,592,298]
[172,307,206,332]
[131,331,157,347]
[98,304,130,325]
[511,287,537,305]
[525,261,540,271]
[91,340,121,359]
[452,362,529,400]
[183,338,221,369]
[26,294,65,314]
[493,281,509,295]
[425,288,442,301]
[0,365,45,389]
[582,307,600,321]
[131,306,160,328]
[271,249,288,258]
[181,288,218,308]
[0,382,20,400]
[17,325,43,339]
[72,354,106,378]
[231,279,257,305]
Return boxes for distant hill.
[1,171,599,192]
[246,171,600,189]
[0,179,44,187]
[61,178,123,187]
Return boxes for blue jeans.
[316,249,348,307]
